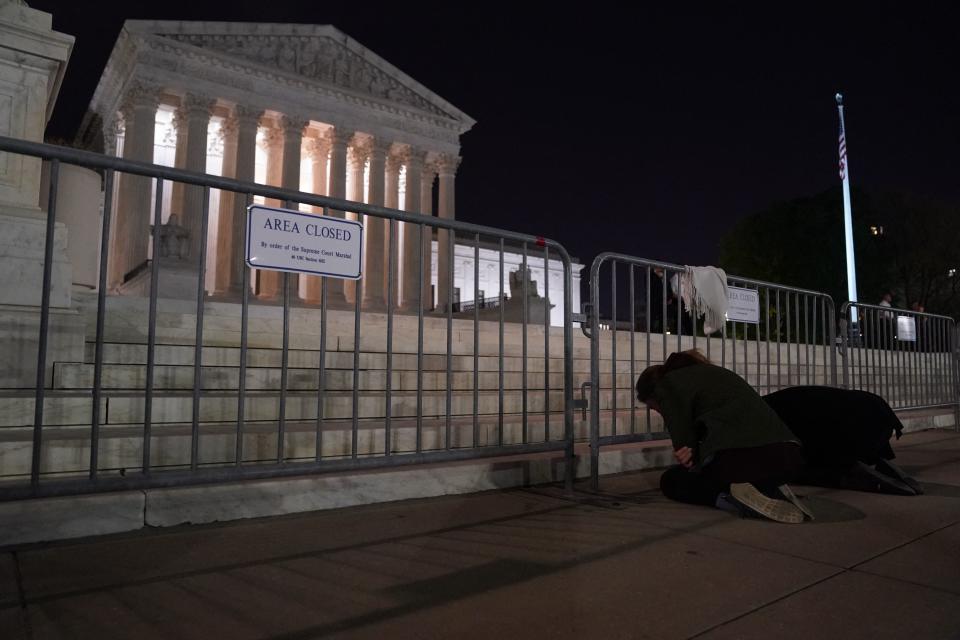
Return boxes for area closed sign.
[246,205,363,279]
[727,286,760,323]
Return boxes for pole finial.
[835,93,844,106]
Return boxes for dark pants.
[659,442,804,507]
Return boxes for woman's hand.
[674,446,694,469]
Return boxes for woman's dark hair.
[635,349,709,402]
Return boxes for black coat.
[762,386,901,470]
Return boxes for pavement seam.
[12,551,34,640]
[685,567,848,640]
[684,517,960,639]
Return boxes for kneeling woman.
[636,350,811,523]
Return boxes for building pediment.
[124,21,474,129]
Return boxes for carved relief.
[158,33,448,117]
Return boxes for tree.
[719,188,960,319]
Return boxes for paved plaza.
[2,429,959,640]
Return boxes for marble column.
[212,114,238,294]
[345,137,369,305]
[169,107,188,219]
[362,138,390,310]
[280,115,309,301]
[180,93,216,261]
[110,82,159,288]
[385,152,401,306]
[257,124,284,299]
[436,153,460,310]
[214,105,261,296]
[325,126,352,306]
[400,147,428,311]
[302,134,330,304]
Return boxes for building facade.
[81,20,579,324]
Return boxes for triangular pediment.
[124,21,474,127]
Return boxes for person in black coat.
[762,386,922,495]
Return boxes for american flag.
[838,123,848,180]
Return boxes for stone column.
[214,105,261,296]
[400,147,428,311]
[362,138,390,310]
[345,137,369,305]
[436,153,460,310]
[302,135,330,304]
[257,124,284,299]
[325,126,352,306]
[385,152,401,306]
[309,135,330,202]
[110,82,160,288]
[421,162,436,309]
[169,107,188,214]
[180,93,216,261]
[280,115,309,301]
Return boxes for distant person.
[874,291,896,343]
[636,350,812,523]
[763,386,921,495]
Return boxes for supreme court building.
[78,20,581,325]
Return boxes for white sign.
[726,286,760,324]
[897,315,917,342]
[246,205,363,279]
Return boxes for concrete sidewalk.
[2,430,959,640]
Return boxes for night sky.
[29,1,960,269]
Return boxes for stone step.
[0,410,659,479]
[54,362,636,392]
[83,342,581,373]
[0,389,638,428]
[78,342,855,378]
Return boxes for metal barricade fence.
[585,252,836,490]
[839,302,960,428]
[0,136,576,499]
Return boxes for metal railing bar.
[142,177,164,475]
[445,232,453,450]
[385,219,396,456]
[0,136,572,255]
[473,232,480,447]
[315,273,327,462]
[544,245,551,440]
[611,261,617,437]
[31,159,59,488]
[237,194,252,465]
[0,440,573,501]
[498,239,505,446]
[522,242,528,443]
[90,168,115,480]
[190,186,211,471]
[351,254,363,458]
[278,270,290,463]
[629,264,635,434]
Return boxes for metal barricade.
[585,252,836,490]
[0,136,576,499]
[839,302,960,428]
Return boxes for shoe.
[843,461,917,496]
[776,484,815,520]
[875,459,923,495]
[729,483,805,524]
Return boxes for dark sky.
[30,1,960,268]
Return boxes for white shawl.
[679,266,728,335]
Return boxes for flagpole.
[836,93,859,325]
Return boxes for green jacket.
[652,363,798,466]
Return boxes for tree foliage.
[719,188,960,319]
